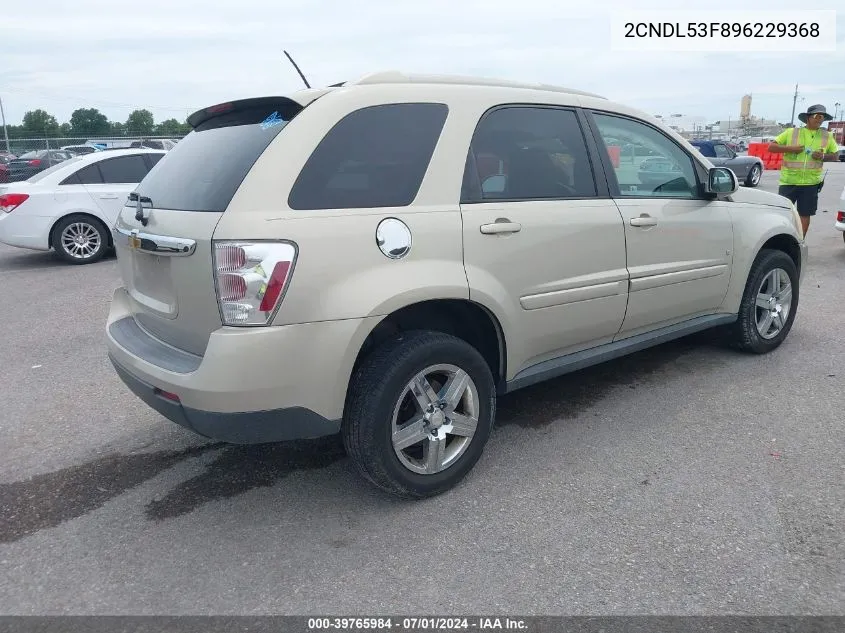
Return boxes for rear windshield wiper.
[127,192,154,226]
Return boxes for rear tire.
[745,164,762,187]
[52,214,108,264]
[342,330,496,499]
[728,249,798,354]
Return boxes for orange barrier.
[748,142,783,170]
[606,145,621,168]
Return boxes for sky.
[2,0,844,130]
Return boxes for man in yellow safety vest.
[768,104,840,235]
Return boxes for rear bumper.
[108,354,341,443]
[106,287,379,444]
[0,211,52,250]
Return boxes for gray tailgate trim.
[109,317,202,373]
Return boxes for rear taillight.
[0,193,29,213]
[27,159,42,167]
[212,241,296,326]
[838,211,845,223]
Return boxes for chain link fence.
[2,135,185,156]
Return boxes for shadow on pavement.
[0,248,116,272]
[0,333,727,537]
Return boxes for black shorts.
[778,184,821,216]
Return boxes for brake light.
[212,241,296,326]
[27,159,42,167]
[207,102,233,114]
[0,193,29,213]
[838,211,845,223]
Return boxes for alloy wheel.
[755,267,792,339]
[390,363,480,475]
[60,222,102,260]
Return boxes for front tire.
[52,215,108,264]
[342,330,496,499]
[729,249,799,354]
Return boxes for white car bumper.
[0,211,52,250]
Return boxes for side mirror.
[705,167,738,195]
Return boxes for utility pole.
[0,95,10,153]
[790,83,799,125]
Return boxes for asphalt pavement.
[1,165,843,615]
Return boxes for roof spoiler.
[186,96,307,130]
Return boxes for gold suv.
[106,72,807,498]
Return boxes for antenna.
[283,50,311,89]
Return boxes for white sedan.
[0,149,165,264]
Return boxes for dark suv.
[690,140,763,187]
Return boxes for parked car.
[636,156,688,187]
[0,149,165,263]
[835,185,845,245]
[5,150,74,182]
[105,72,807,499]
[128,138,178,151]
[0,154,13,183]
[61,145,102,156]
[690,139,763,187]
[838,145,845,162]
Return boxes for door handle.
[480,219,522,235]
[630,214,658,227]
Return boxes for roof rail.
[344,71,606,99]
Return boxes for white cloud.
[2,0,844,128]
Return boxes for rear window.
[288,103,449,210]
[98,155,149,183]
[131,100,301,212]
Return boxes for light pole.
[0,95,10,154]
[790,84,799,125]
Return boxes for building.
[828,121,844,145]
[740,95,752,121]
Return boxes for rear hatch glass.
[130,98,302,213]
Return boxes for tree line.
[4,107,192,139]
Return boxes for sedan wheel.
[52,215,108,264]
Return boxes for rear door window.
[288,103,449,210]
[98,155,150,183]
[65,163,105,185]
[131,99,302,212]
